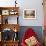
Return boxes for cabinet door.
[3,42,18,46]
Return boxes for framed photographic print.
[2,10,9,15]
[23,9,36,19]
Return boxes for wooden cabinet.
[0,7,20,46]
[0,41,19,46]
[2,41,19,46]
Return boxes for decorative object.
[25,36,38,46]
[9,10,18,15]
[13,28,18,40]
[2,16,8,24]
[5,18,8,24]
[10,11,15,15]
[15,0,17,7]
[2,28,13,41]
[23,9,36,19]
[2,10,9,15]
[21,28,41,46]
[13,32,18,41]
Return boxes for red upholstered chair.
[21,28,41,46]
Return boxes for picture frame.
[23,9,36,19]
[2,10,9,15]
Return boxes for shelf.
[0,7,20,46]
[2,40,19,43]
[0,7,19,24]
[0,7,19,16]
[0,24,20,32]
[0,7,19,10]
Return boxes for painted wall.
[18,0,44,26]
[0,0,44,26]
[0,0,44,44]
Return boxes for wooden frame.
[2,10,9,15]
[23,9,36,19]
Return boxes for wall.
[0,0,44,44]
[0,0,44,26]
[18,0,44,26]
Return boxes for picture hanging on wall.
[23,9,36,19]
